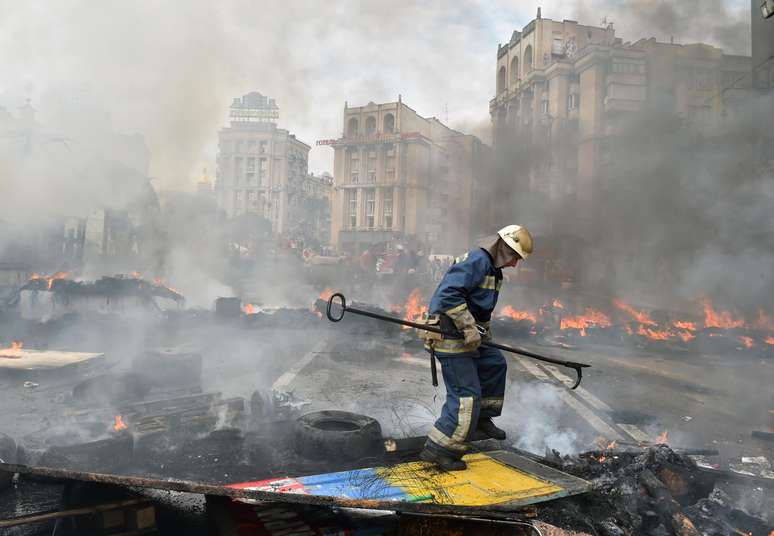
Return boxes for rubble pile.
[536,446,772,535]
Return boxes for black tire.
[293,410,382,462]
[0,433,17,490]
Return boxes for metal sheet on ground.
[228,450,590,509]
[0,451,590,516]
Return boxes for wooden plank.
[0,350,104,371]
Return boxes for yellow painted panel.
[376,453,563,506]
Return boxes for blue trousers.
[427,346,507,458]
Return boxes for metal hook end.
[570,367,583,390]
[326,293,346,322]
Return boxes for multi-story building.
[753,0,774,92]
[215,92,310,236]
[287,172,333,246]
[326,98,488,254]
[489,10,751,228]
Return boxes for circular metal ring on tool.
[326,293,346,322]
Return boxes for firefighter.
[419,225,533,471]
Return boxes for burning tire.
[293,410,382,462]
[0,433,17,490]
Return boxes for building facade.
[489,11,751,228]
[327,98,487,254]
[752,0,774,92]
[287,172,333,246]
[215,92,310,236]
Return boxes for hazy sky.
[0,0,750,189]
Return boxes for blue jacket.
[429,248,503,323]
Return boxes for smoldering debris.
[537,445,772,535]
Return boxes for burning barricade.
[15,273,185,321]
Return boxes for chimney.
[537,6,542,19]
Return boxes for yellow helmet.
[497,225,534,260]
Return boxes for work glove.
[462,326,482,347]
[446,304,481,349]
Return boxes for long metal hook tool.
[325,292,590,389]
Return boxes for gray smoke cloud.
[571,0,750,55]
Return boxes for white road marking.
[542,365,614,413]
[617,423,652,443]
[515,356,624,440]
[272,339,330,392]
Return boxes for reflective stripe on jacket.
[428,248,503,324]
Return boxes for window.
[497,66,506,94]
[234,157,243,184]
[259,158,268,185]
[383,113,395,133]
[383,189,393,229]
[567,93,579,110]
[692,69,712,90]
[367,150,377,183]
[247,157,255,173]
[540,99,549,114]
[365,189,375,229]
[611,62,644,74]
[259,141,268,154]
[247,190,257,210]
[365,116,376,135]
[348,190,358,228]
[510,56,519,82]
[234,190,242,213]
[347,117,359,136]
[552,37,564,55]
[523,45,533,74]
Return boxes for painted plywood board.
[228,450,590,509]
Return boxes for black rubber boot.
[476,418,507,440]
[419,444,467,471]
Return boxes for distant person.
[419,225,533,471]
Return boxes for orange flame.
[130,271,142,279]
[637,325,671,341]
[676,331,695,343]
[702,299,744,329]
[614,299,657,326]
[552,299,564,309]
[655,430,669,444]
[766,336,774,346]
[243,304,256,315]
[560,308,611,337]
[403,289,428,325]
[1,340,24,357]
[319,288,334,301]
[738,336,754,349]
[673,320,697,331]
[606,440,617,450]
[31,271,71,289]
[152,278,180,294]
[113,415,127,431]
[500,305,537,323]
